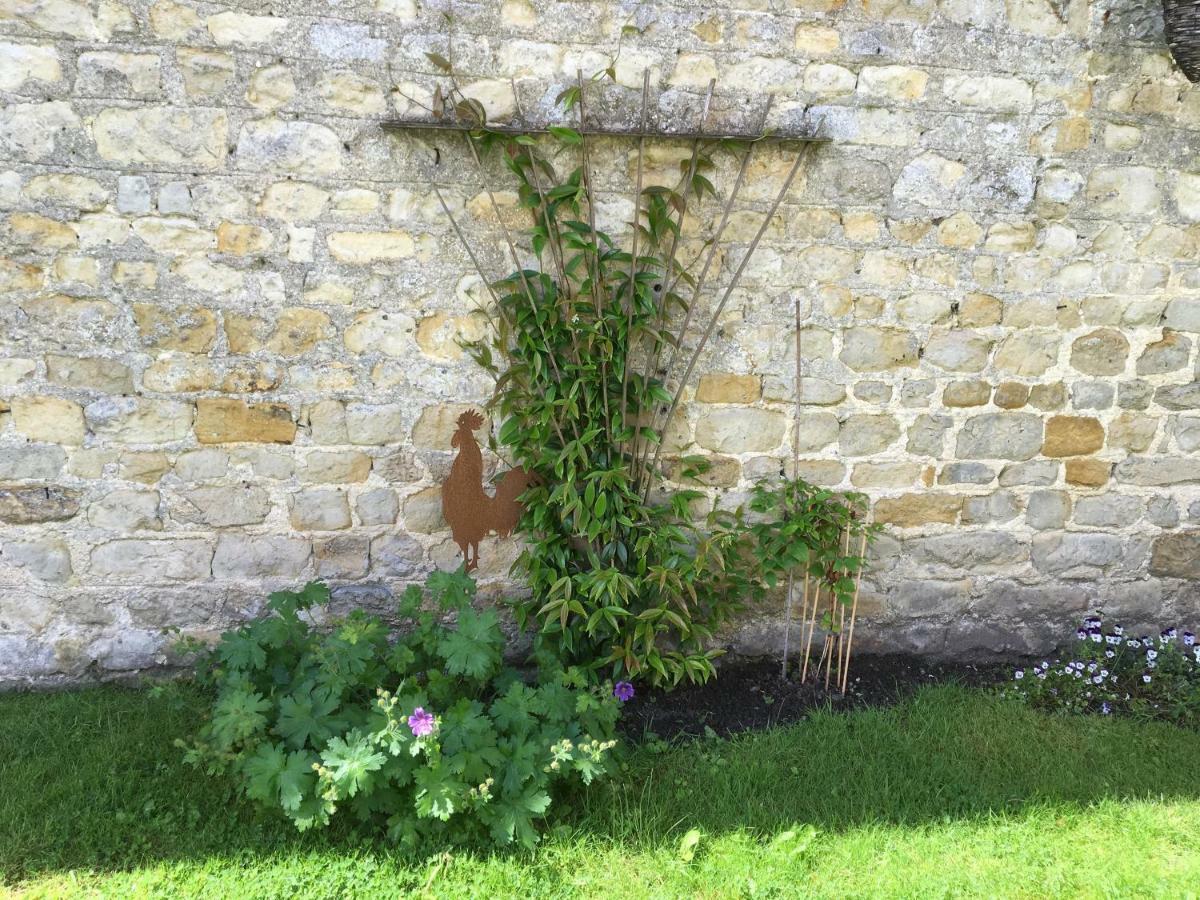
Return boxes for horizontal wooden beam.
[379,118,830,143]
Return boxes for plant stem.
[622,69,651,476]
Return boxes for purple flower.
[1101,701,1112,715]
[613,681,635,702]
[1113,625,1125,636]
[1089,630,1102,644]
[1014,669,1025,680]
[1141,636,1154,648]
[1143,673,1153,683]
[1146,649,1158,661]
[1163,627,1177,641]
[1076,629,1087,641]
[1185,632,1196,647]
[407,707,435,737]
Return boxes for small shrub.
[180,570,621,848]
[1008,614,1200,727]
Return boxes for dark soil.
[618,655,1009,741]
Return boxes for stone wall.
[2,0,1200,684]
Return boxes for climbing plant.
[419,63,828,686]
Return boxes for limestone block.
[1150,532,1200,578]
[207,11,288,44]
[0,446,66,480]
[0,41,62,91]
[77,50,161,97]
[1085,166,1160,217]
[132,304,217,353]
[178,48,235,96]
[1074,494,1143,527]
[93,107,227,169]
[1070,329,1129,376]
[357,488,398,526]
[857,65,927,100]
[874,493,962,526]
[314,536,369,579]
[328,231,414,263]
[0,484,80,523]
[956,413,1043,460]
[289,489,351,531]
[1042,416,1104,457]
[25,174,105,209]
[88,489,161,530]
[195,399,296,444]
[839,413,899,456]
[10,396,85,445]
[246,64,295,110]
[171,485,271,527]
[85,397,194,443]
[212,534,310,578]
[346,404,404,445]
[840,326,918,371]
[2,538,71,583]
[695,408,786,453]
[235,120,341,175]
[370,533,425,577]
[1032,532,1124,579]
[300,450,371,483]
[90,539,212,580]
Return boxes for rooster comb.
[456,409,485,431]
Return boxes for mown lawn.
[3,681,1200,898]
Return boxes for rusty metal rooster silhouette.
[441,410,535,571]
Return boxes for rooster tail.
[489,466,536,537]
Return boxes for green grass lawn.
[4,682,1200,898]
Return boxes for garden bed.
[620,654,1009,740]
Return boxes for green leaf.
[320,732,387,798]
[276,681,341,750]
[548,125,582,145]
[437,607,503,680]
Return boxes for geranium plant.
[180,570,621,848]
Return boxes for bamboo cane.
[800,573,818,683]
[839,529,869,695]
[781,297,803,680]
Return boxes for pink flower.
[408,707,435,737]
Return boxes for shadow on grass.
[3,680,1199,885]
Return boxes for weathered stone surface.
[289,489,351,531]
[1138,331,1192,375]
[357,488,399,526]
[839,414,899,456]
[88,490,161,530]
[1027,491,1070,530]
[195,399,295,444]
[2,538,72,583]
[1042,416,1104,457]
[839,327,918,371]
[1074,494,1143,527]
[0,485,81,524]
[7,3,1200,682]
[370,533,424,577]
[695,408,786,453]
[873,494,962,527]
[85,398,193,443]
[212,534,310,578]
[1070,329,1130,376]
[1032,532,1124,579]
[91,540,213,581]
[171,485,271,527]
[1155,382,1200,410]
[956,414,1043,460]
[1115,457,1200,486]
[93,107,227,169]
[1150,532,1200,579]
